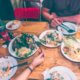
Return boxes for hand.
[50,18,63,28]
[51,13,58,18]
[50,13,58,20]
[29,50,44,70]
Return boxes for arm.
[14,65,33,80]
[60,14,80,24]
[42,8,63,28]
[13,51,44,80]
[42,8,57,21]
[42,8,80,27]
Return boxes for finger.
[51,21,58,28]
[58,18,63,23]
[53,18,61,25]
[38,51,44,58]
[38,48,42,54]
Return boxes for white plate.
[8,34,39,59]
[39,30,63,48]
[57,22,77,35]
[48,66,77,80]
[0,56,17,80]
[6,20,21,30]
[61,42,80,62]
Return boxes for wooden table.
[0,21,80,80]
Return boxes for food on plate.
[17,47,31,57]
[63,36,80,62]
[0,63,11,79]
[50,71,65,80]
[12,33,38,58]
[39,30,62,47]
[47,66,76,80]
[6,20,21,30]
[0,57,17,80]
[0,59,11,79]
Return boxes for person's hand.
[50,13,58,20]
[29,50,44,70]
[50,18,63,28]
[51,13,58,18]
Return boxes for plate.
[39,30,63,47]
[61,41,80,62]
[6,20,21,30]
[48,66,77,80]
[8,33,39,59]
[57,22,77,35]
[0,56,17,80]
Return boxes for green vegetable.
[64,52,67,54]
[16,51,19,56]
[24,50,32,58]
[47,33,55,41]
[35,41,42,47]
[40,39,46,44]
[13,33,38,58]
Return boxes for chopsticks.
[53,18,75,33]
[10,62,28,69]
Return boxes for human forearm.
[14,52,44,80]
[42,8,57,21]
[60,14,80,24]
[42,11,53,21]
[15,64,34,80]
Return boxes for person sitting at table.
[11,51,44,80]
[0,0,15,20]
[42,0,80,27]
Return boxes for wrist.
[29,64,35,70]
[49,18,53,23]
[60,17,68,22]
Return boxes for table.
[0,21,80,80]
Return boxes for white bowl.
[48,66,77,80]
[6,20,21,30]
[39,30,63,48]
[8,34,39,59]
[57,22,77,35]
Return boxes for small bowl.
[6,20,21,30]
[57,22,77,35]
